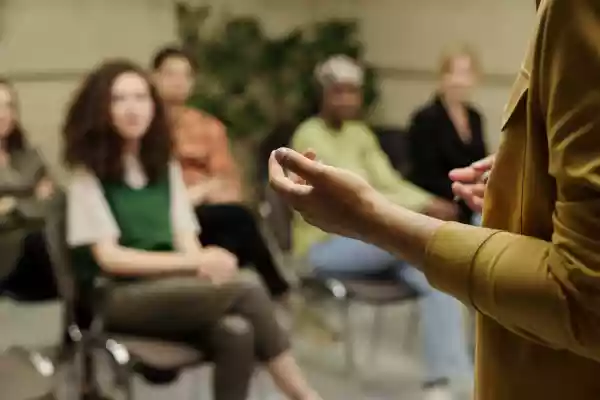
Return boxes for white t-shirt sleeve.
[66,170,121,247]
[169,162,200,234]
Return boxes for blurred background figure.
[0,78,58,302]
[64,59,320,400]
[291,55,473,400]
[151,46,291,301]
[407,45,487,226]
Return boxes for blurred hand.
[423,198,459,221]
[269,148,382,240]
[188,180,218,206]
[189,178,242,206]
[0,196,16,216]
[35,178,55,200]
[197,246,239,285]
[449,154,495,213]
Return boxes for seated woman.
[151,46,290,300]
[64,60,320,400]
[407,46,487,227]
[0,78,58,301]
[291,55,472,400]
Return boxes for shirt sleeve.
[360,126,433,212]
[169,162,200,234]
[66,170,120,247]
[424,0,600,362]
[206,118,241,191]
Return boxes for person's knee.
[220,315,253,337]
[212,315,255,350]
[240,278,274,309]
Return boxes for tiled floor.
[1,298,472,400]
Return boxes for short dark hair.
[63,59,172,183]
[151,45,197,71]
[0,78,26,154]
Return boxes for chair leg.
[117,371,134,400]
[402,303,420,353]
[80,344,99,400]
[340,299,355,376]
[367,306,385,370]
[190,367,205,400]
[29,351,55,377]
[102,339,134,400]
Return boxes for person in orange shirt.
[151,46,290,299]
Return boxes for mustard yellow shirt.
[291,117,432,255]
[424,0,600,398]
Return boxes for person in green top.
[63,60,321,400]
[291,55,472,400]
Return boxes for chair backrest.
[258,185,314,276]
[260,185,293,253]
[43,193,77,322]
[256,121,299,186]
[372,125,412,176]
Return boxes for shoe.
[423,386,454,400]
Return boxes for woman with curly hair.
[64,60,320,400]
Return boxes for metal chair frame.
[257,186,421,376]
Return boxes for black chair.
[258,185,421,375]
[44,196,206,400]
[372,125,412,176]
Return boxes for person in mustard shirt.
[270,1,600,399]
[291,56,473,400]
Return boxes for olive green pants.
[105,274,289,400]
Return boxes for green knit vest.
[70,173,173,286]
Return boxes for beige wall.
[359,0,537,150]
[0,0,177,179]
[0,0,536,179]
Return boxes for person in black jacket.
[408,46,487,225]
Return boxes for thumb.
[275,148,326,181]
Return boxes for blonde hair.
[438,44,481,77]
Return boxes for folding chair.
[44,195,207,400]
[258,185,421,375]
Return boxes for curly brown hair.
[63,59,172,183]
[0,78,26,154]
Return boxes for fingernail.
[273,148,287,161]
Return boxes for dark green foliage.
[176,3,380,139]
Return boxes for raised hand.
[197,246,239,285]
[269,148,381,240]
[449,154,495,213]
